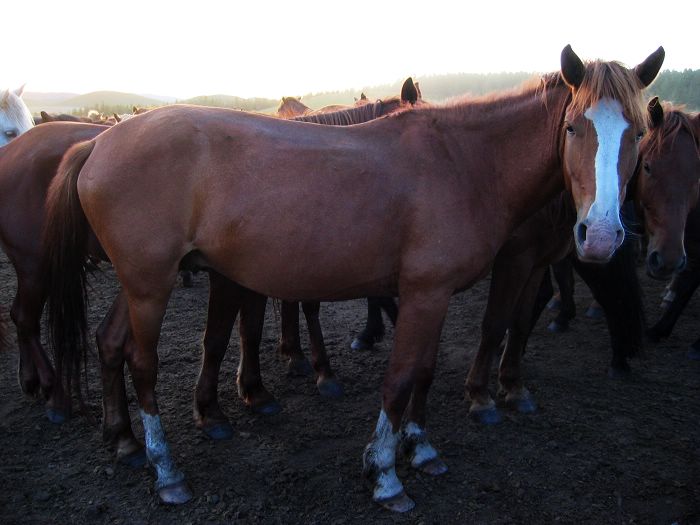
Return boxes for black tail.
[41,140,96,396]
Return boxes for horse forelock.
[568,61,647,130]
[641,104,700,160]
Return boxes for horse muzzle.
[574,218,624,263]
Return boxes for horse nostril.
[676,254,687,272]
[615,228,624,247]
[576,222,587,244]
[648,251,663,272]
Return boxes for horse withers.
[43,45,662,510]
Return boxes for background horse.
[43,46,662,510]
[0,122,109,422]
[0,86,34,146]
[639,103,700,355]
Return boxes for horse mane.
[417,61,647,131]
[642,103,700,159]
[292,100,387,126]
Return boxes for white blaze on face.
[583,98,629,226]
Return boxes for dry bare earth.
[0,250,698,525]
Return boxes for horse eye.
[636,130,645,141]
[4,130,17,138]
[565,124,575,135]
[643,162,651,173]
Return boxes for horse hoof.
[45,407,68,425]
[287,358,313,377]
[350,337,373,351]
[585,306,604,319]
[317,378,344,399]
[508,397,537,414]
[202,422,234,440]
[157,480,193,505]
[376,491,415,513]
[469,406,502,425]
[416,457,448,476]
[252,400,282,416]
[118,449,148,469]
[687,346,700,361]
[547,320,568,333]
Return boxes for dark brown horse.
[0,122,108,422]
[43,46,662,510]
[638,103,700,354]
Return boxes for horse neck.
[431,84,570,232]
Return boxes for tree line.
[68,69,698,117]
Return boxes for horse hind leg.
[237,289,281,415]
[193,271,240,439]
[11,273,69,423]
[123,272,192,504]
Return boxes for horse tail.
[42,140,96,396]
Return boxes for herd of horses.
[1,44,699,512]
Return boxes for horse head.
[635,98,700,278]
[560,45,664,263]
[0,85,34,146]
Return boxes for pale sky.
[4,0,698,99]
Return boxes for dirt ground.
[0,249,698,525]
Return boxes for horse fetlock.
[399,422,440,470]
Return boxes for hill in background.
[22,69,699,117]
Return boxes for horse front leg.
[96,290,146,467]
[466,255,533,425]
[363,287,450,513]
[548,257,576,332]
[647,264,700,341]
[497,266,547,415]
[278,300,313,376]
[301,301,344,398]
[351,297,388,350]
[193,271,240,439]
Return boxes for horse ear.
[360,92,367,100]
[647,97,663,129]
[401,77,418,105]
[560,45,585,89]
[132,106,138,113]
[414,82,422,100]
[113,113,122,123]
[40,111,54,122]
[14,84,26,98]
[0,90,8,106]
[634,47,665,88]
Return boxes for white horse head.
[0,85,34,147]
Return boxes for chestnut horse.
[0,86,34,146]
[43,46,662,510]
[466,97,700,423]
[639,103,700,354]
[276,92,374,119]
[0,122,109,421]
